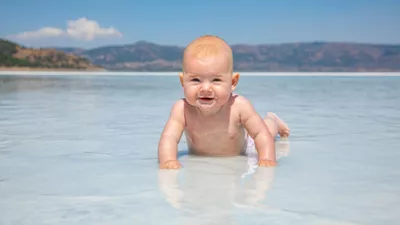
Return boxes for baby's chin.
[185,97,229,114]
[196,101,228,115]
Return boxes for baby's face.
[181,54,235,114]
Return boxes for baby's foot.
[267,112,290,138]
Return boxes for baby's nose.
[201,82,211,91]
[200,82,212,94]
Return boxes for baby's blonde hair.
[182,35,233,72]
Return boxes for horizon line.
[1,71,400,77]
[51,40,400,50]
[1,37,399,50]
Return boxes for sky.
[1,0,399,49]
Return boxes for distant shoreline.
[0,67,106,72]
[0,70,399,77]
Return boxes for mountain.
[79,41,183,71]
[2,38,400,72]
[53,47,87,56]
[0,39,102,70]
[65,41,400,72]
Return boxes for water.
[0,73,399,225]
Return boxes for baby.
[158,35,290,169]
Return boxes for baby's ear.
[179,73,184,87]
[231,72,240,90]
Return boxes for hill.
[58,41,400,72]
[0,39,103,70]
[3,39,400,72]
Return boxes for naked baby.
[158,35,290,169]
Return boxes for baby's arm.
[158,99,186,169]
[237,96,276,165]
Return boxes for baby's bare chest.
[184,114,246,151]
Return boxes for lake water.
[0,72,399,225]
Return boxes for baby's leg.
[243,113,289,170]
[263,112,290,139]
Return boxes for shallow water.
[0,73,399,225]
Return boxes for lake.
[0,72,399,225]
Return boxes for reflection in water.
[2,74,399,224]
[158,141,290,225]
[157,141,363,225]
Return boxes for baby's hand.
[258,159,277,167]
[160,160,182,169]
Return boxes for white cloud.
[14,27,65,39]
[11,17,122,41]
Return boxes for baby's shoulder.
[230,94,253,107]
[229,94,258,118]
[168,98,186,117]
[170,98,185,109]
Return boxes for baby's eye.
[191,78,200,82]
[213,78,222,82]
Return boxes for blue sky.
[1,0,399,48]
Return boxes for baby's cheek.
[184,87,196,96]
[217,86,232,97]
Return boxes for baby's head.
[180,35,239,114]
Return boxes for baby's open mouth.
[198,97,215,105]
[199,97,214,100]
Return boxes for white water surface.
[0,73,399,225]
